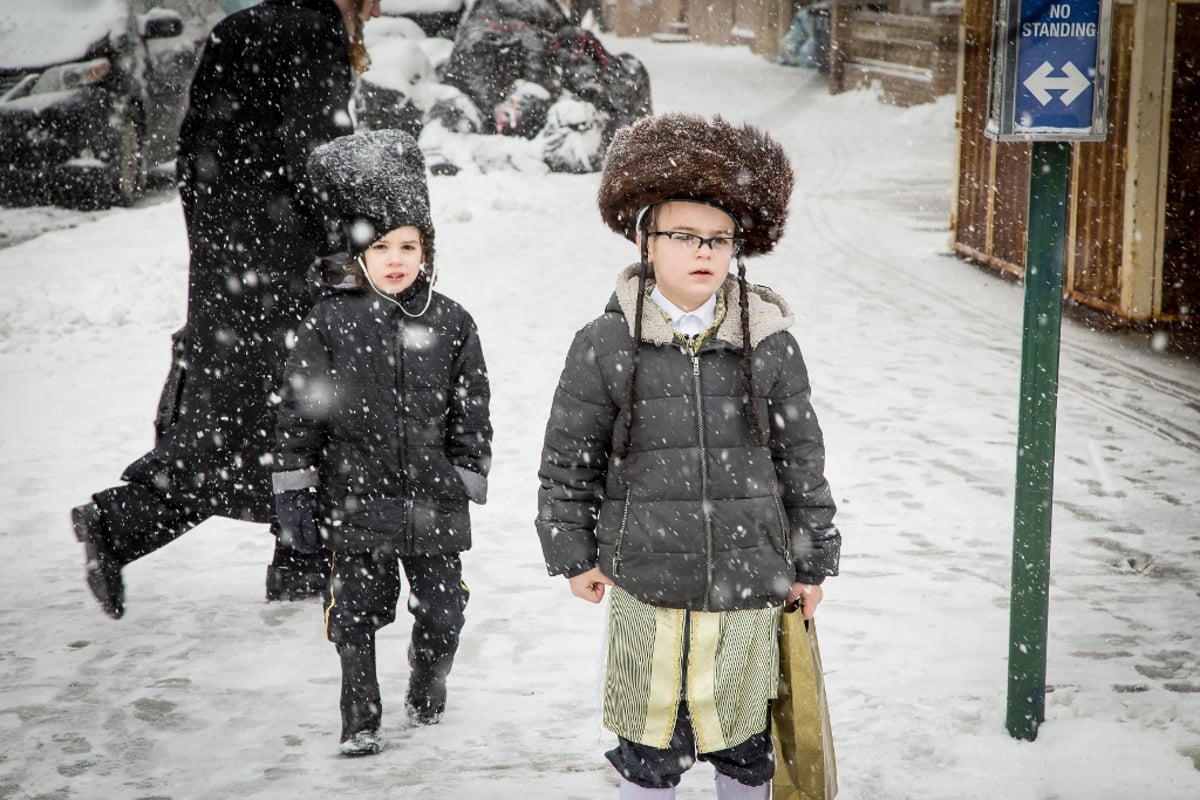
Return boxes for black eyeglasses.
[649,230,742,254]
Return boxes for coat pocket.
[154,325,188,444]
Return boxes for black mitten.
[274,489,319,554]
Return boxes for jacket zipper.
[612,494,632,577]
[773,494,792,564]
[393,311,412,550]
[692,352,714,611]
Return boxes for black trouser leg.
[606,702,698,790]
[91,482,208,567]
[402,553,468,721]
[337,636,381,741]
[606,704,774,789]
[74,471,207,618]
[325,550,402,645]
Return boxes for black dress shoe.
[72,503,124,619]
[264,558,329,602]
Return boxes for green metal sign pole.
[1006,140,1070,741]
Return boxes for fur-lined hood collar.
[606,263,793,348]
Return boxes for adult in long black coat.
[71,0,382,619]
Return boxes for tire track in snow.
[787,104,1200,456]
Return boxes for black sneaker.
[71,503,124,619]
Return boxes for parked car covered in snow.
[379,0,464,39]
[0,0,206,208]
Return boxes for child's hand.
[568,567,614,604]
[786,582,824,620]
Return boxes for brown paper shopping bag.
[771,612,837,800]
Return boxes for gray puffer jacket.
[536,265,841,612]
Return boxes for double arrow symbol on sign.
[1023,61,1092,106]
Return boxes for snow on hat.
[307,129,434,263]
[597,113,793,257]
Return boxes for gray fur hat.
[307,129,434,264]
[597,113,793,257]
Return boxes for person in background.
[778,1,822,69]
[274,129,492,756]
[71,0,382,619]
[535,113,841,799]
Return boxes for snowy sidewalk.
[1,36,1198,800]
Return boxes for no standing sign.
[986,0,1114,141]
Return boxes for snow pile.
[0,202,187,351]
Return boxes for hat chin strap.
[356,255,437,318]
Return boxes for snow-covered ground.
[2,34,1199,800]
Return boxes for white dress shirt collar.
[650,286,718,337]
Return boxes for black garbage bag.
[355,80,425,138]
[602,52,651,136]
[540,97,607,174]
[495,80,554,138]
[550,26,651,143]
[424,85,484,135]
[441,0,567,129]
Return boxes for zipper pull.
[693,354,700,376]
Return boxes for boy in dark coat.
[536,113,841,798]
[274,129,492,756]
[71,0,382,618]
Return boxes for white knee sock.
[618,777,677,799]
[714,773,769,800]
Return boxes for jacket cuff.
[795,571,826,586]
[454,466,488,504]
[562,562,596,579]
[272,468,318,493]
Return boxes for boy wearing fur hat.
[536,113,841,798]
[274,129,492,756]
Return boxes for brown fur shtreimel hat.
[597,113,794,257]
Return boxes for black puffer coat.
[537,266,841,612]
[275,281,492,554]
[141,0,354,520]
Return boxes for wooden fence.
[828,1,962,106]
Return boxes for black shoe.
[405,648,449,726]
[72,503,124,619]
[404,694,445,726]
[265,543,330,602]
[264,563,327,601]
[338,641,383,749]
[339,728,384,756]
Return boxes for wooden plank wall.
[1163,2,1200,320]
[952,0,992,259]
[953,0,1031,275]
[1068,3,1135,312]
[608,0,661,37]
[830,3,962,106]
